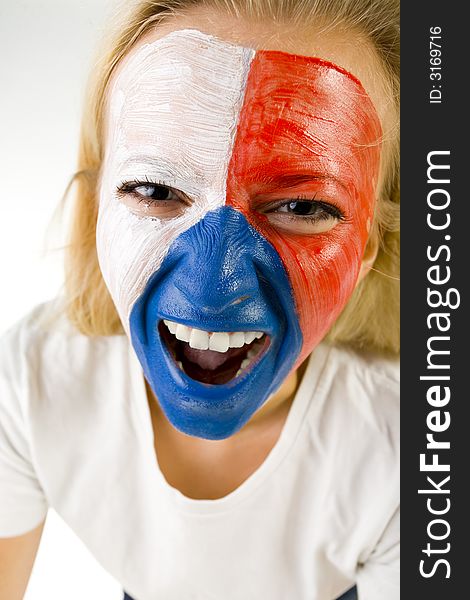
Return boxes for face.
[97,25,383,440]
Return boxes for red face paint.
[226,50,382,367]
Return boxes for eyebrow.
[120,158,336,180]
[117,155,169,172]
[257,172,347,191]
[116,156,350,193]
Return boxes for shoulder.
[300,344,399,561]
[329,343,399,385]
[0,301,138,535]
[0,298,131,406]
[1,296,126,352]
[305,342,399,430]
[1,298,80,359]
[0,301,63,396]
[302,341,399,480]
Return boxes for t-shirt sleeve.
[0,323,48,536]
[356,505,400,599]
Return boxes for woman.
[0,0,399,598]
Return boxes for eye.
[261,196,346,235]
[115,179,190,218]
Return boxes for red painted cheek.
[226,51,382,366]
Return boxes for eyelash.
[115,179,346,223]
[116,177,173,202]
[266,194,346,223]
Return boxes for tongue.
[182,344,247,370]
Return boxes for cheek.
[237,213,368,366]
[96,188,198,332]
[282,196,375,365]
[272,227,365,364]
[275,189,375,365]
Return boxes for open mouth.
[158,319,270,385]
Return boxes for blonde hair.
[64,0,400,354]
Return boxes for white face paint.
[97,29,255,333]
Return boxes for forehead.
[106,30,253,190]
[105,29,381,190]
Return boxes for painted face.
[97,29,382,440]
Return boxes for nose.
[169,206,262,314]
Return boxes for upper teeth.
[163,320,264,353]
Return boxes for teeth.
[235,357,252,378]
[209,332,230,352]
[164,319,177,334]
[189,328,209,350]
[163,320,265,353]
[229,332,245,348]
[244,331,258,344]
[175,323,191,343]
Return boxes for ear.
[356,234,379,286]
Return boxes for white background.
[1,1,124,597]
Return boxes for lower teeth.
[236,358,252,377]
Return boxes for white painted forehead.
[123,27,250,69]
[108,29,253,124]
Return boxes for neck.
[145,360,309,499]
[147,357,309,444]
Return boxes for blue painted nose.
[166,206,266,314]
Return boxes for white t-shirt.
[0,300,399,600]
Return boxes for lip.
[157,317,273,388]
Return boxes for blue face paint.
[129,207,302,439]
